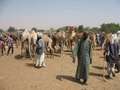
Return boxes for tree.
[100,23,120,33]
[7,26,16,32]
[0,28,4,33]
[48,28,56,33]
[57,26,67,32]
[77,25,84,32]
[84,27,90,31]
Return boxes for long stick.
[103,52,107,82]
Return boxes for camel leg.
[29,45,32,60]
[21,42,24,56]
[51,48,54,59]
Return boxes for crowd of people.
[73,31,120,85]
[0,34,14,56]
[0,30,120,86]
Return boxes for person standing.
[99,32,105,49]
[75,32,92,85]
[7,35,14,55]
[35,33,46,68]
[96,33,100,46]
[0,38,4,55]
[104,34,119,79]
[116,31,120,73]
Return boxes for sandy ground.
[0,47,120,90]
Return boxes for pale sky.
[0,0,120,30]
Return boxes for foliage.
[1,23,120,34]
[0,28,4,33]
[77,25,84,32]
[56,26,67,32]
[100,23,120,33]
[7,26,16,32]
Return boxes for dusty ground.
[0,47,120,90]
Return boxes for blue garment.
[106,42,119,63]
[36,39,45,55]
[99,33,105,47]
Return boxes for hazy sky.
[0,0,120,30]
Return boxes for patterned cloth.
[7,37,14,47]
[0,40,4,48]
[105,42,119,63]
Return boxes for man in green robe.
[75,32,92,85]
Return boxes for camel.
[54,31,66,54]
[21,29,32,58]
[21,30,39,57]
[65,26,77,50]
[42,33,54,58]
[21,30,54,59]
[89,32,97,49]
[30,30,38,56]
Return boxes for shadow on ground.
[99,56,105,59]
[14,54,34,60]
[26,63,35,67]
[14,54,23,60]
[46,53,61,57]
[64,50,72,52]
[95,48,102,51]
[92,66,104,70]
[89,72,103,77]
[64,53,72,56]
[56,75,80,84]
[53,54,61,57]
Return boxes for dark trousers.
[1,48,4,55]
[7,46,14,55]
[115,61,120,72]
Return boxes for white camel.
[21,29,38,58]
[65,27,76,49]
[21,29,31,58]
[30,30,38,56]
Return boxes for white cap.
[37,32,43,38]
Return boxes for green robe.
[75,38,92,80]
[72,40,80,61]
